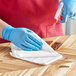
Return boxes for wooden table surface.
[0,34,76,76]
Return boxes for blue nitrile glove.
[58,0,76,23]
[2,25,43,51]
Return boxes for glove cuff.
[2,25,15,41]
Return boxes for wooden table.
[0,34,76,76]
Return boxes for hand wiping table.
[10,33,62,65]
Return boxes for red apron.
[0,0,63,43]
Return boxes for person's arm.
[0,19,42,51]
[0,19,8,38]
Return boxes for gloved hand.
[2,25,43,51]
[58,0,76,23]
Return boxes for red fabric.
[0,0,63,43]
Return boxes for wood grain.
[0,35,76,76]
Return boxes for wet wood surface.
[0,34,76,76]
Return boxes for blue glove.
[58,0,76,23]
[2,25,43,51]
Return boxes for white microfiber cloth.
[10,33,62,65]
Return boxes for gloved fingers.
[60,5,68,23]
[74,13,76,17]
[69,12,76,20]
[67,8,76,17]
[22,41,39,51]
[28,34,43,46]
[19,44,32,51]
[69,12,76,18]
[67,11,76,20]
[68,12,73,18]
[25,38,42,49]
[72,13,76,17]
